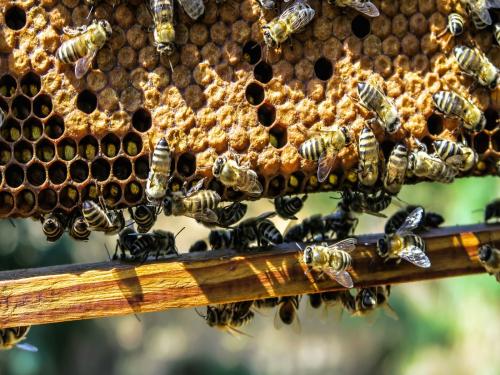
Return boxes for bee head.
[99,20,113,38]
[376,236,389,257]
[156,42,175,56]
[162,197,173,216]
[360,289,377,309]
[212,156,226,177]
[340,126,352,144]
[478,244,492,262]
[303,246,313,265]
[488,78,498,90]
[262,28,277,49]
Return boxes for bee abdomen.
[258,220,283,244]
[187,190,220,211]
[403,234,426,251]
[357,82,381,110]
[56,38,86,64]
[69,215,90,241]
[299,137,325,160]
[82,200,111,230]
[433,139,462,161]
[151,138,171,173]
[448,13,465,35]
[131,236,156,256]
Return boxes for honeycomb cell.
[16,189,35,214]
[91,158,111,181]
[473,132,489,154]
[78,135,98,161]
[102,133,120,158]
[20,72,41,97]
[0,75,17,97]
[0,142,11,165]
[48,160,67,185]
[177,152,196,177]
[426,113,443,136]
[5,6,26,31]
[257,103,276,127]
[134,155,149,180]
[484,108,498,131]
[112,156,132,180]
[81,183,99,202]
[314,57,333,81]
[57,138,77,161]
[27,162,46,186]
[351,15,371,39]
[123,132,143,156]
[23,117,43,141]
[0,192,15,215]
[1,118,21,142]
[103,182,122,206]
[13,140,34,163]
[38,188,58,211]
[287,171,305,194]
[60,185,79,208]
[267,175,286,198]
[131,108,152,132]
[44,114,65,139]
[245,82,265,106]
[5,164,24,188]
[124,180,143,204]
[69,159,89,183]
[12,95,31,120]
[33,94,53,118]
[269,125,287,149]
[242,40,261,64]
[76,90,97,114]
[254,61,273,84]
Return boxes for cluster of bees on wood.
[2,0,500,348]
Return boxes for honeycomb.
[0,0,498,218]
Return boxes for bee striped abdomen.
[69,215,90,240]
[432,91,462,117]
[433,140,462,161]
[82,200,112,230]
[258,220,283,245]
[358,126,379,186]
[56,37,88,63]
[454,45,482,72]
[152,0,174,22]
[132,205,156,233]
[299,137,326,160]
[403,234,426,251]
[358,82,382,111]
[330,250,351,272]
[131,236,156,257]
[185,191,220,211]
[448,13,465,35]
[151,138,171,174]
[42,214,65,242]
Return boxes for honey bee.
[453,45,498,89]
[212,153,263,196]
[485,199,500,223]
[128,204,157,233]
[328,0,380,17]
[257,219,283,247]
[385,205,444,234]
[0,326,38,352]
[356,82,401,134]
[200,302,254,335]
[377,206,431,268]
[150,0,176,55]
[56,19,112,79]
[478,244,500,282]
[213,202,248,227]
[41,212,67,242]
[495,23,500,44]
[408,149,459,183]
[68,212,90,241]
[298,126,351,182]
[323,197,358,239]
[178,0,205,20]
[274,296,301,333]
[433,139,478,172]
[254,297,280,309]
[188,239,208,252]
[82,200,125,235]
[302,238,357,288]
[262,0,316,49]
[352,285,398,320]
[274,195,307,220]
[437,13,466,38]
[357,125,380,186]
[383,143,408,195]
[462,0,500,28]
[146,137,172,205]
[120,229,180,263]
[432,91,486,132]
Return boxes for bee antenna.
[104,244,112,261]
[194,307,206,318]
[174,227,186,239]
[295,242,303,251]
[8,218,16,228]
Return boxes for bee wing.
[16,343,39,352]
[185,178,205,197]
[446,155,464,168]
[327,237,357,253]
[469,3,493,25]
[177,0,204,20]
[190,209,219,223]
[75,50,97,79]
[273,307,285,330]
[62,25,87,35]
[246,177,264,196]
[317,150,336,183]
[486,0,500,8]
[382,303,399,320]
[281,1,315,32]
[348,1,380,17]
[325,268,354,289]
[396,206,424,235]
[399,246,431,268]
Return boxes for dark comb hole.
[473,132,489,154]
[243,40,262,65]
[421,136,434,153]
[245,82,265,106]
[169,177,183,193]
[39,189,58,211]
[0,75,17,97]
[207,178,225,197]
[124,180,143,204]
[5,6,26,30]
[288,171,305,193]
[35,138,55,162]
[267,175,286,198]
[12,95,31,120]
[484,108,498,131]
[134,155,149,179]
[123,132,143,156]
[1,118,21,142]
[33,94,53,118]
[48,161,68,185]
[13,139,33,163]
[492,131,499,152]
[45,115,65,139]
[177,152,196,177]
[254,61,273,84]
[0,142,11,165]
[57,138,77,161]
[16,189,35,214]
[27,162,46,186]
[78,135,99,161]
[60,185,79,209]
[132,108,152,132]
[427,114,443,135]
[76,90,97,114]
[380,140,396,160]
[113,156,132,180]
[0,192,15,215]
[269,125,287,149]
[314,57,333,81]
[103,182,122,206]
[23,117,43,141]
[351,15,371,39]
[70,159,90,183]
[91,158,111,181]
[257,103,276,127]
[20,72,41,97]
[102,133,120,158]
[0,97,7,112]
[5,164,24,188]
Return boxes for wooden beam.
[0,224,499,328]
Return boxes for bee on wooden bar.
[377,206,431,268]
[254,297,280,309]
[274,195,307,220]
[432,91,486,132]
[385,205,444,235]
[56,19,112,79]
[146,137,172,206]
[274,296,301,333]
[437,13,466,38]
[41,212,67,242]
[128,205,157,233]
[356,82,401,134]
[178,0,204,20]
[352,286,398,320]
[478,244,500,282]
[485,199,500,223]
[462,0,500,29]
[383,144,408,195]
[257,219,283,247]
[82,200,125,235]
[453,45,498,89]
[200,302,254,335]
[357,125,380,187]
[212,153,263,196]
[126,229,180,263]
[189,239,208,252]
[68,212,91,241]
[328,0,379,17]
[302,238,357,288]
[262,0,315,49]
[0,327,38,352]
[299,126,351,182]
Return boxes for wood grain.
[0,224,499,328]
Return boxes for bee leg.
[435,26,449,39]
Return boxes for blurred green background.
[1,176,499,375]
